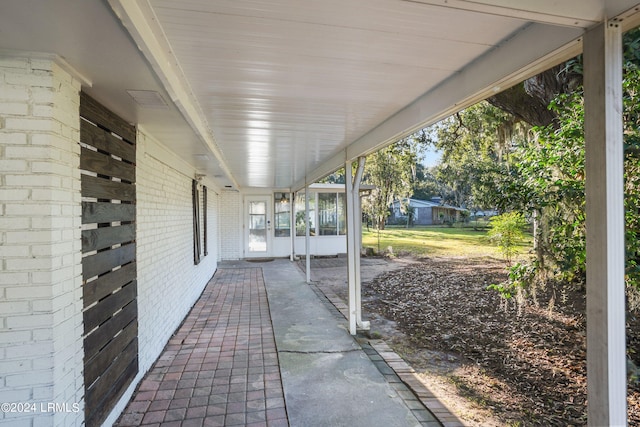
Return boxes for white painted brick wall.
[101,131,219,426]
[218,191,242,260]
[0,56,83,426]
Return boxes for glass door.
[246,197,271,256]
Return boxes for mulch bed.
[363,257,640,426]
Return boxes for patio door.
[245,196,271,257]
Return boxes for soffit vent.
[126,90,169,109]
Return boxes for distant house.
[473,209,498,218]
[390,198,468,225]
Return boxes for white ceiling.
[2,1,640,191]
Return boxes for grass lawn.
[361,225,533,259]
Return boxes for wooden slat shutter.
[80,92,138,427]
[193,180,201,265]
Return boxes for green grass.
[362,225,533,259]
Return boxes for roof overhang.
[2,1,640,192]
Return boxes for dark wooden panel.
[80,92,136,143]
[193,180,201,265]
[80,120,136,163]
[84,281,136,333]
[85,342,138,427]
[83,263,136,307]
[84,320,137,386]
[82,202,135,224]
[81,92,138,427]
[82,224,135,252]
[203,186,208,257]
[84,302,137,361]
[81,175,135,202]
[82,243,136,280]
[80,147,135,182]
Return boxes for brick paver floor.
[116,268,288,427]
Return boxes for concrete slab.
[262,260,422,427]
[264,261,359,353]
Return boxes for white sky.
[421,147,442,168]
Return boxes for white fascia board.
[292,150,346,193]
[345,23,583,162]
[108,0,240,190]
[402,0,601,28]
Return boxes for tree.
[425,102,530,211]
[361,137,420,230]
[411,163,440,201]
[423,28,640,294]
[487,212,527,266]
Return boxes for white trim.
[402,0,600,28]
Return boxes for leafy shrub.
[487,212,527,265]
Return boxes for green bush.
[487,212,527,265]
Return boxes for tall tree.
[361,137,420,230]
[429,28,640,292]
[411,163,441,201]
[425,102,530,211]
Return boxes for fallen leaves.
[363,257,640,426]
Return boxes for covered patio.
[1,1,639,425]
[115,259,450,426]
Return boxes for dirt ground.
[303,255,640,426]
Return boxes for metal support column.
[584,20,626,427]
[289,192,295,261]
[353,157,368,330]
[345,157,368,335]
[305,186,311,284]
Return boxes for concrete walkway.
[116,259,442,426]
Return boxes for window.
[318,193,347,236]
[337,193,346,235]
[295,193,316,236]
[274,192,290,237]
[318,193,337,235]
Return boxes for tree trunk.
[487,64,582,128]
[488,83,557,128]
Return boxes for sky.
[421,147,442,168]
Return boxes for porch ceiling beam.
[107,0,240,189]
[293,22,582,192]
[401,0,602,28]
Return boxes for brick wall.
[1,56,222,426]
[218,191,242,260]
[0,57,84,426]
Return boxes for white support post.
[345,157,368,335]
[584,21,626,427]
[305,186,311,284]
[345,161,358,335]
[353,157,369,330]
[290,192,295,261]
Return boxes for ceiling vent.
[126,90,169,109]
